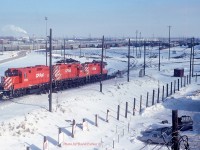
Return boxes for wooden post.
[128,122,130,133]
[157,88,160,103]
[195,73,197,82]
[118,134,120,143]
[187,75,188,85]
[146,92,149,107]
[106,110,109,122]
[174,80,176,93]
[133,98,136,116]
[117,105,120,120]
[171,82,172,95]
[58,127,64,147]
[166,83,168,97]
[43,136,48,150]
[72,119,75,138]
[172,110,179,150]
[178,79,180,91]
[162,85,164,101]
[125,102,128,118]
[181,77,183,88]
[184,76,186,87]
[95,115,98,127]
[113,140,115,148]
[140,95,142,113]
[152,90,155,105]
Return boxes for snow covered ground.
[0,46,200,150]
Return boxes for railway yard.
[0,45,200,149]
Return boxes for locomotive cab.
[2,69,22,90]
[5,69,21,77]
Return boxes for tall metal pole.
[100,36,104,92]
[79,41,82,57]
[45,40,47,66]
[192,38,195,77]
[139,32,142,58]
[49,28,52,112]
[168,25,171,60]
[45,17,48,66]
[143,40,146,75]
[159,41,161,71]
[64,39,66,64]
[189,38,192,83]
[136,30,138,57]
[127,38,130,82]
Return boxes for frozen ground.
[0,46,200,150]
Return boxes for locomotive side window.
[13,70,19,76]
[5,70,12,77]
[5,70,19,77]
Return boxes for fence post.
[157,88,160,103]
[58,127,64,147]
[95,115,98,126]
[181,77,183,88]
[187,75,188,85]
[72,119,76,138]
[184,76,186,87]
[133,98,136,116]
[152,90,155,105]
[170,82,172,95]
[113,139,115,148]
[118,134,120,143]
[162,85,164,101]
[43,136,48,150]
[117,105,120,120]
[196,73,197,82]
[174,80,176,93]
[140,95,142,113]
[166,83,168,97]
[125,102,128,118]
[178,79,180,91]
[106,110,109,122]
[146,92,149,107]
[128,122,130,133]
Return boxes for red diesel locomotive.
[0,60,108,99]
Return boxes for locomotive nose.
[1,76,13,90]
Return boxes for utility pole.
[45,17,48,66]
[189,38,193,83]
[48,28,52,112]
[79,41,82,57]
[127,38,130,82]
[143,40,146,75]
[168,26,171,60]
[159,41,161,71]
[100,36,104,92]
[136,30,138,57]
[172,110,179,150]
[139,32,142,58]
[192,38,195,77]
[64,39,66,64]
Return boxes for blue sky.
[0,0,199,38]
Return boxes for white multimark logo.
[36,73,44,78]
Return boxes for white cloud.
[1,25,28,35]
